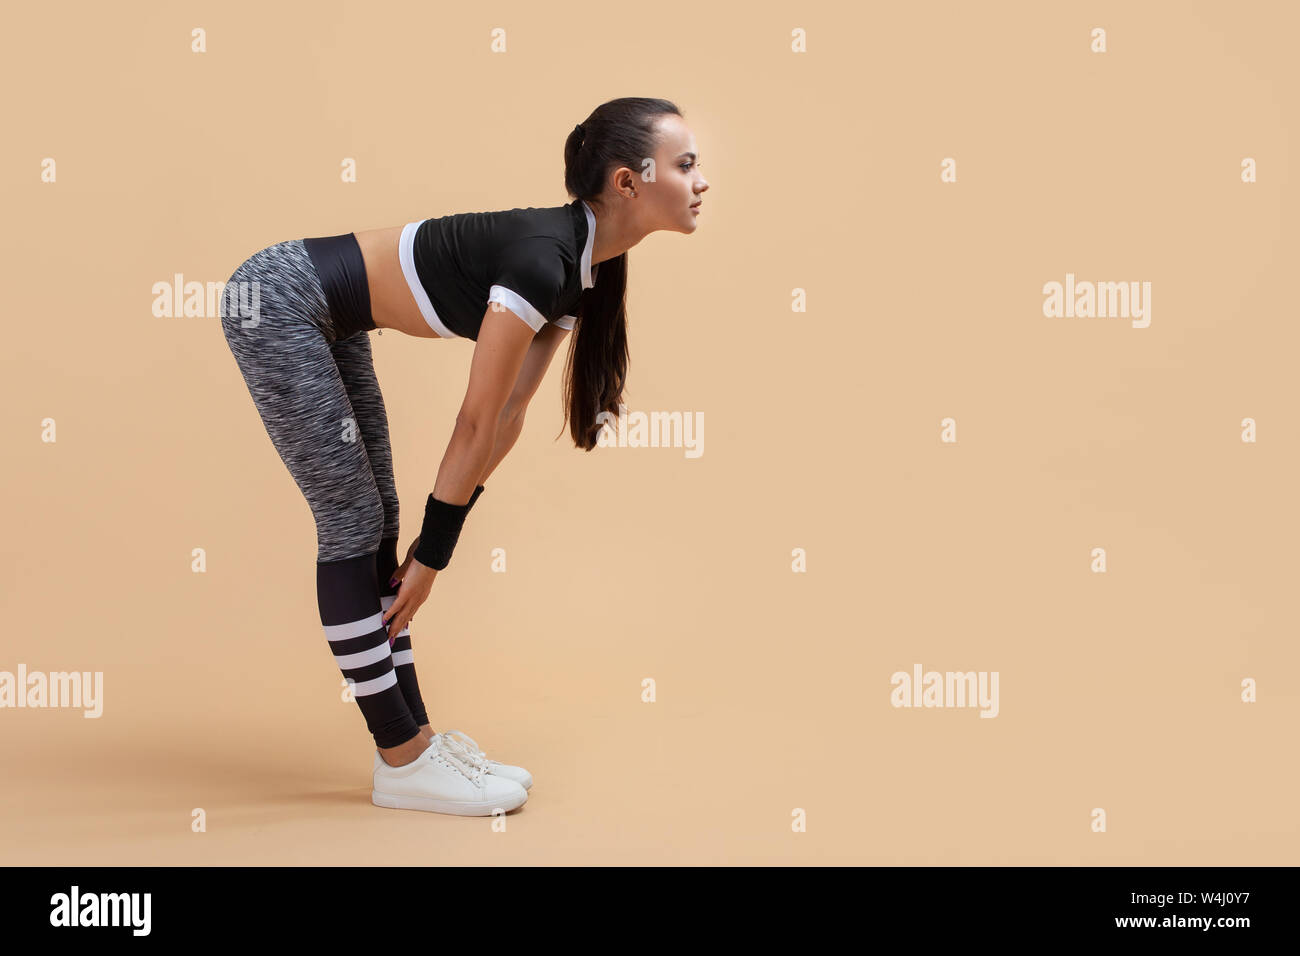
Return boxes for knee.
[317,487,386,562]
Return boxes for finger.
[390,612,412,644]
[382,596,406,633]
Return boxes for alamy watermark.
[1042,272,1151,328]
[0,664,103,717]
[49,886,150,936]
[153,272,262,327]
[890,664,999,718]
[594,402,703,458]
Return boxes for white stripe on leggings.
[349,669,398,697]
[323,612,384,642]
[332,638,395,671]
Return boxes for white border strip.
[399,221,459,339]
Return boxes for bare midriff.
[354,226,444,339]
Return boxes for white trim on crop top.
[398,220,457,339]
[398,200,597,338]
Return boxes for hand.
[383,538,437,643]
[388,536,421,590]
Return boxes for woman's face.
[639,114,709,235]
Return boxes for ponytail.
[556,96,681,450]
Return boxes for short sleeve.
[487,238,568,333]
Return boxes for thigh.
[330,330,398,502]
[223,243,385,560]
[330,332,392,455]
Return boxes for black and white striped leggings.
[220,236,425,749]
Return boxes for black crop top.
[397,198,598,340]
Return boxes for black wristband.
[412,486,485,570]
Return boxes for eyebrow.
[678,152,698,161]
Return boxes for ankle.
[378,732,431,768]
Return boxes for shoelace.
[429,733,489,787]
[440,730,495,773]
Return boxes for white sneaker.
[371,733,528,816]
[441,729,533,791]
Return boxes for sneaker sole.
[371,787,528,816]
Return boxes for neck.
[586,198,648,267]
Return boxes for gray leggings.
[220,239,399,563]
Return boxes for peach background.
[1,1,1297,864]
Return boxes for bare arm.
[384,309,567,641]
[476,414,523,486]
[384,304,531,639]
[431,304,537,505]
[475,321,571,484]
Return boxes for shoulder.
[488,236,572,332]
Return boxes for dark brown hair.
[558,97,682,450]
